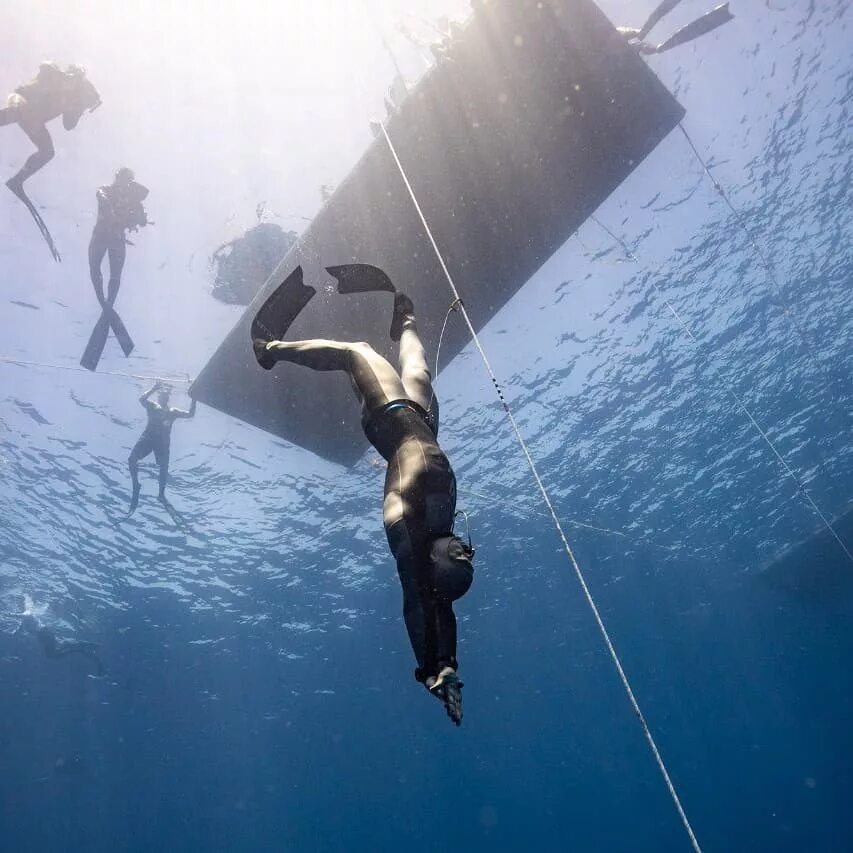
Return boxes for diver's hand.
[428,667,463,726]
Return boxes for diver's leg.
[8,119,54,188]
[258,339,408,412]
[106,241,126,305]
[88,235,107,305]
[127,436,152,513]
[398,320,435,413]
[154,441,170,500]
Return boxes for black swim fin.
[7,179,62,262]
[654,3,734,53]
[80,307,134,372]
[326,263,396,295]
[637,0,685,39]
[250,265,316,344]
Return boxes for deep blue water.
[1,1,852,851]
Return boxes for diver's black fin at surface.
[250,265,316,343]
[327,263,396,295]
[7,181,61,262]
[655,3,734,53]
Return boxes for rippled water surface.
[1,1,851,851]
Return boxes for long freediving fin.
[7,181,61,262]
[654,3,734,53]
[80,313,109,372]
[112,310,135,357]
[250,265,316,343]
[638,0,685,39]
[326,263,396,295]
[80,307,135,372]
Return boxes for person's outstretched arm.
[174,397,197,419]
[139,384,158,407]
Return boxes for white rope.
[654,280,853,564]
[379,122,704,853]
[0,355,191,385]
[590,218,853,566]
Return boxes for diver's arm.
[62,108,83,130]
[174,398,197,419]
[96,187,116,221]
[139,384,159,406]
[62,86,85,129]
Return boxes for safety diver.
[127,382,196,515]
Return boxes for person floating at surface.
[618,1,734,55]
[19,615,104,676]
[127,382,196,515]
[0,62,101,260]
[253,270,474,725]
[80,168,150,371]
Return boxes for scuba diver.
[618,1,734,55]
[80,168,150,371]
[0,62,101,260]
[19,615,104,676]
[127,382,196,516]
[252,264,474,726]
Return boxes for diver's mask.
[429,511,475,601]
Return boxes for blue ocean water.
[1,1,851,851]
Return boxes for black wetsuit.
[259,302,465,686]
[89,182,148,307]
[129,402,181,498]
[0,63,99,186]
[364,399,459,679]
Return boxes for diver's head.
[156,385,171,406]
[66,64,87,78]
[429,535,474,601]
[114,167,135,186]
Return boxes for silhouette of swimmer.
[127,383,196,515]
[1,62,100,259]
[81,167,150,371]
[20,615,104,676]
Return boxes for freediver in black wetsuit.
[253,286,473,725]
[127,383,196,515]
[90,168,149,296]
[0,62,101,259]
[80,168,150,370]
[19,615,104,676]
